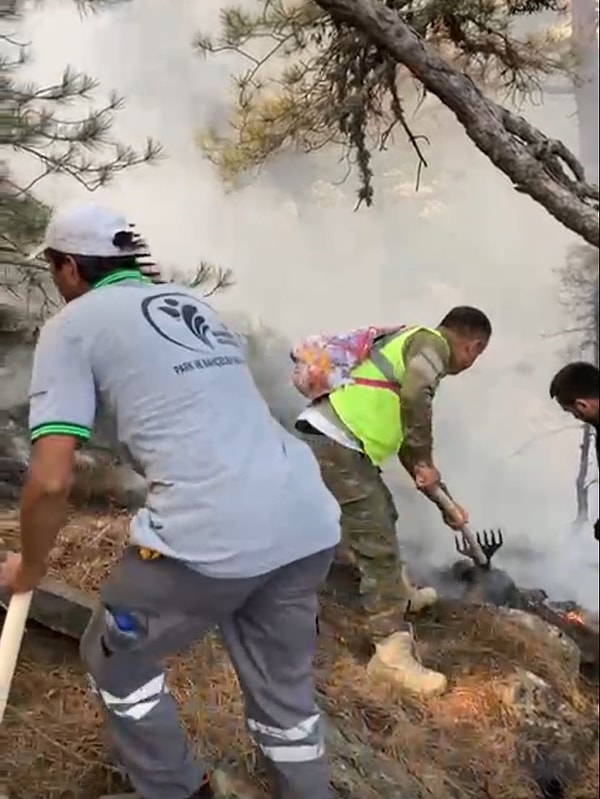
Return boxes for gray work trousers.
[80,546,334,799]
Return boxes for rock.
[494,667,584,796]
[317,692,434,798]
[0,443,147,510]
[496,668,552,713]
[70,450,148,510]
[516,587,548,605]
[0,456,27,486]
[431,559,519,607]
[0,412,30,462]
[451,559,519,606]
[515,596,599,681]
[581,610,599,634]
[500,608,581,679]
[0,481,20,501]
[1,301,37,491]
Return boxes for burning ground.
[0,505,598,799]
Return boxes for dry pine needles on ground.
[0,506,598,799]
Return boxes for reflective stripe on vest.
[328,326,447,466]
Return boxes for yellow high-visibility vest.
[329,326,447,465]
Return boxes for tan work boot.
[398,566,438,614]
[367,631,447,697]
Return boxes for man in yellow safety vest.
[295,306,492,696]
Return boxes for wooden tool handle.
[0,591,33,724]
[430,486,488,567]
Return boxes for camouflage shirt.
[397,329,450,471]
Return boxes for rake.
[431,487,504,569]
[455,528,504,567]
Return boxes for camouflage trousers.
[300,430,412,640]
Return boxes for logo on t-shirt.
[141,292,240,353]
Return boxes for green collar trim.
[92,270,151,289]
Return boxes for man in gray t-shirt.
[0,203,340,799]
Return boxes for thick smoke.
[7,0,598,609]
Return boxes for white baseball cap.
[37,202,138,258]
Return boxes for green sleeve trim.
[30,422,92,442]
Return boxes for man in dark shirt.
[550,361,599,542]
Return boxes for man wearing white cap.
[0,203,340,799]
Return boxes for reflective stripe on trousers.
[89,672,168,721]
[247,712,325,763]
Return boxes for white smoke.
[220,311,306,432]
[7,0,598,610]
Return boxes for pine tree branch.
[313,0,599,246]
[196,1,574,206]
[1,4,163,305]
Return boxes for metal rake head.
[455,528,504,563]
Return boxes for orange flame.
[562,610,586,628]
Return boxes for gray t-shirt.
[28,273,340,578]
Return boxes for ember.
[562,610,587,628]
[544,599,599,634]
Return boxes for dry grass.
[317,595,598,799]
[1,506,598,799]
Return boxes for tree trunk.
[594,272,599,367]
[570,0,599,519]
[314,0,599,247]
[575,424,591,523]
[571,0,600,185]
